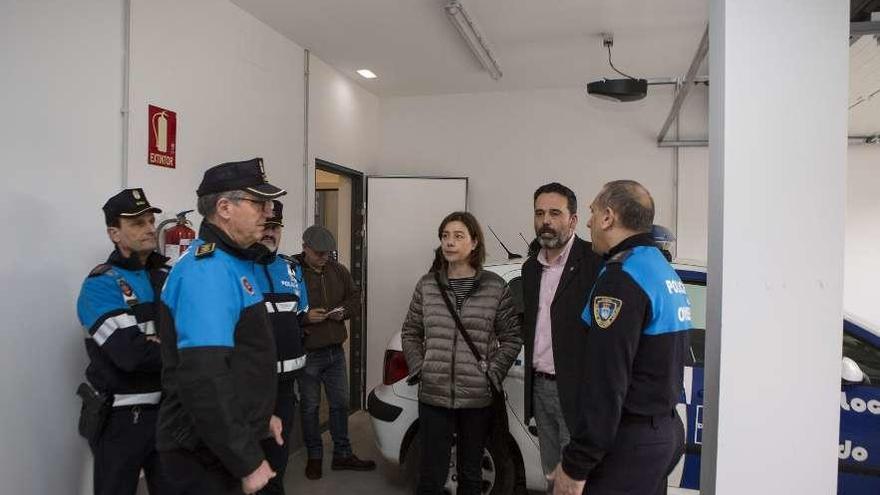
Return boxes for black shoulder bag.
[433,272,509,443]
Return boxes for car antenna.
[487,226,522,260]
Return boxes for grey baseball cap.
[303,225,336,252]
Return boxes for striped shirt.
[447,277,477,310]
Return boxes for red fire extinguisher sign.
[148,104,177,168]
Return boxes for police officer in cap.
[254,200,309,495]
[157,158,286,495]
[550,180,690,495]
[76,188,173,495]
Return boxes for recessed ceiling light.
[356,69,377,79]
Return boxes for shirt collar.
[199,222,271,262]
[107,248,169,271]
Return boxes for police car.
[367,260,880,494]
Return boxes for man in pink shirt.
[522,183,604,493]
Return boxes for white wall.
[0,1,125,493]
[127,0,307,238]
[377,87,701,261]
[307,54,380,224]
[845,147,880,326]
[0,1,380,492]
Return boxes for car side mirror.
[842,357,866,384]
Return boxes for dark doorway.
[314,159,366,411]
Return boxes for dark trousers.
[92,406,171,495]
[587,412,685,495]
[258,379,298,495]
[417,401,492,495]
[299,344,352,459]
[160,448,241,495]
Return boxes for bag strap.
[433,271,487,369]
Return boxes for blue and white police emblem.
[593,296,623,329]
[117,278,139,306]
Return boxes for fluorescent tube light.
[444,1,502,80]
[356,69,378,79]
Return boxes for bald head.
[593,180,655,233]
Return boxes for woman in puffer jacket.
[401,211,523,495]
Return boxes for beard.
[536,226,571,249]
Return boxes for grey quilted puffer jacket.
[401,269,523,409]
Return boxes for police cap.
[196,157,286,199]
[265,200,284,227]
[102,188,162,226]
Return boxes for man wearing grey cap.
[157,158,286,494]
[295,225,375,480]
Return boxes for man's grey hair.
[197,190,248,219]
[594,180,655,232]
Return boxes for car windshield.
[684,282,707,366]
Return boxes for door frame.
[315,158,367,411]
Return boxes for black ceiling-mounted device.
[587,78,648,102]
[586,33,648,102]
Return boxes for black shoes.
[331,454,377,471]
[305,458,323,480]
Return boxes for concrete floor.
[283,411,411,494]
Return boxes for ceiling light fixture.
[586,33,648,102]
[356,69,378,79]
[445,0,502,80]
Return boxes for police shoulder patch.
[88,263,112,277]
[241,276,255,295]
[593,296,623,329]
[195,243,216,258]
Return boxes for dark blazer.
[522,235,604,427]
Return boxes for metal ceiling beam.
[657,136,880,148]
[850,18,880,45]
[657,21,878,146]
[850,21,880,36]
[656,25,709,144]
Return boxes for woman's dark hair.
[430,211,486,273]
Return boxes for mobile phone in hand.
[325,306,345,316]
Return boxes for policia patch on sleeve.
[195,243,215,258]
[593,296,623,329]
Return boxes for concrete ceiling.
[232,0,709,97]
[232,0,879,135]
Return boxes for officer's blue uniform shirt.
[254,256,309,316]
[157,223,278,478]
[582,245,692,335]
[78,266,159,341]
[561,235,693,481]
[253,254,309,376]
[76,250,166,404]
[162,238,265,349]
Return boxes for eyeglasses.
[236,197,273,212]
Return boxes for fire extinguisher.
[157,210,196,264]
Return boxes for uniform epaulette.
[607,248,634,265]
[88,263,113,277]
[195,243,216,258]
